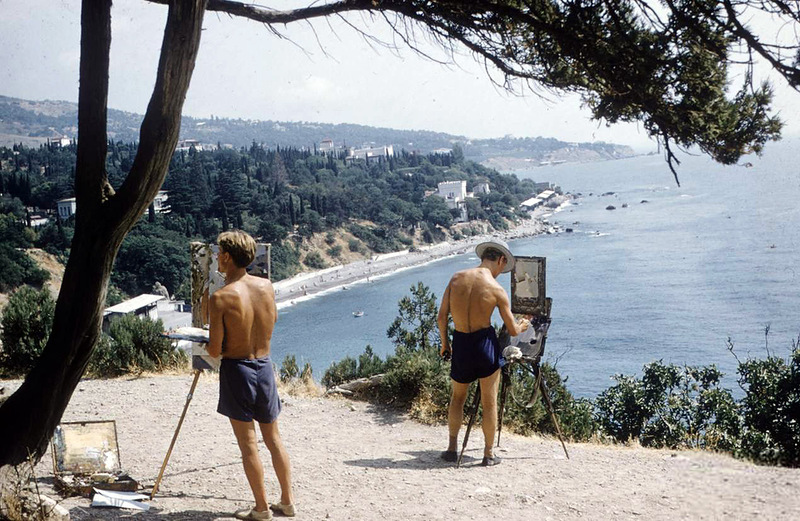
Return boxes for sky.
[2,0,799,152]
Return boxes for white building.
[319,139,335,153]
[519,190,556,211]
[56,191,169,220]
[472,182,490,195]
[519,196,543,210]
[102,294,165,332]
[48,136,71,147]
[153,190,170,213]
[175,139,205,152]
[345,144,394,164]
[437,180,468,222]
[56,197,77,220]
[437,180,467,202]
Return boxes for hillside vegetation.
[0,95,635,163]
[0,136,563,302]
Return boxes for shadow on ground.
[343,450,481,470]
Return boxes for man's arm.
[207,292,224,358]
[437,282,452,358]
[497,288,529,337]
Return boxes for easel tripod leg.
[539,376,570,460]
[457,382,481,468]
[151,369,202,498]
[496,367,510,447]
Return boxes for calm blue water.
[271,139,800,397]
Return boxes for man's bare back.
[209,274,277,360]
[446,267,508,333]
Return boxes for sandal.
[440,450,458,462]
[270,502,296,517]
[481,455,502,466]
[234,508,273,520]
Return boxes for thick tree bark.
[0,0,207,468]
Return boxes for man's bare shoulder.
[451,267,479,282]
[244,274,274,292]
[210,284,239,303]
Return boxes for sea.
[270,138,800,397]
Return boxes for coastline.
[272,201,566,309]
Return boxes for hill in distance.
[0,94,636,167]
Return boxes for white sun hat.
[475,238,515,273]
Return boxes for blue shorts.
[218,357,282,423]
[450,327,503,384]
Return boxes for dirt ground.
[3,374,797,520]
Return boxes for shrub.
[303,251,327,269]
[348,238,365,253]
[386,282,440,353]
[735,339,800,466]
[0,244,50,292]
[322,357,358,387]
[327,244,343,258]
[271,241,302,281]
[379,345,450,414]
[87,315,187,376]
[502,362,596,441]
[280,354,299,382]
[595,361,740,450]
[0,286,55,376]
[321,345,388,388]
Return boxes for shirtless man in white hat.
[437,238,530,465]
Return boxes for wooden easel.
[151,368,202,498]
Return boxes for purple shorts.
[218,356,282,423]
[450,327,503,384]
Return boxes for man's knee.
[259,421,282,450]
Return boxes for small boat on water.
[352,311,364,317]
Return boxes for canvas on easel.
[510,255,546,316]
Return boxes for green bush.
[502,362,596,441]
[321,345,388,388]
[0,286,55,376]
[348,238,365,253]
[322,356,358,387]
[327,244,343,258]
[271,241,302,281]
[87,315,187,376]
[735,341,800,466]
[379,345,450,411]
[303,251,327,269]
[280,354,299,382]
[595,361,739,450]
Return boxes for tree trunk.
[0,0,207,468]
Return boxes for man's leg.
[447,380,470,452]
[478,369,502,459]
[230,418,269,512]
[258,420,294,506]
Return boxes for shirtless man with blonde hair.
[437,238,530,466]
[208,230,294,520]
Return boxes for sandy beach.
[5,374,798,520]
[272,206,560,308]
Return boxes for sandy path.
[6,374,798,520]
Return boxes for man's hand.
[517,317,531,331]
[440,345,452,362]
